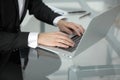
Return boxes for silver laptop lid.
[74,5,120,57]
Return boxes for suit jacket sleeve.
[0,31,29,51]
[28,0,61,25]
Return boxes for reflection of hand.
[38,32,75,48]
[57,20,85,36]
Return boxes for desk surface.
[23,38,120,80]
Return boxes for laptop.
[38,5,120,58]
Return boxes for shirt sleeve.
[28,32,39,48]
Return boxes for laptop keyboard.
[59,35,82,52]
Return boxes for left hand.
[57,20,85,36]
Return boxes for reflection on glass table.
[69,65,120,80]
[22,48,61,80]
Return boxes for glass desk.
[22,36,120,80]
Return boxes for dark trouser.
[0,50,23,80]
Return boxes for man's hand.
[37,20,84,48]
[57,20,84,36]
[38,32,75,48]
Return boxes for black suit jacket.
[0,0,60,51]
[0,0,60,78]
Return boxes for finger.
[60,28,73,35]
[57,38,74,47]
[76,24,85,34]
[56,35,75,45]
[56,32,69,38]
[67,23,81,36]
[55,42,69,48]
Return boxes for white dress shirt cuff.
[53,16,67,26]
[28,32,39,48]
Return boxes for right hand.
[38,32,75,48]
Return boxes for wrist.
[37,33,41,45]
[53,16,67,26]
[57,19,66,27]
